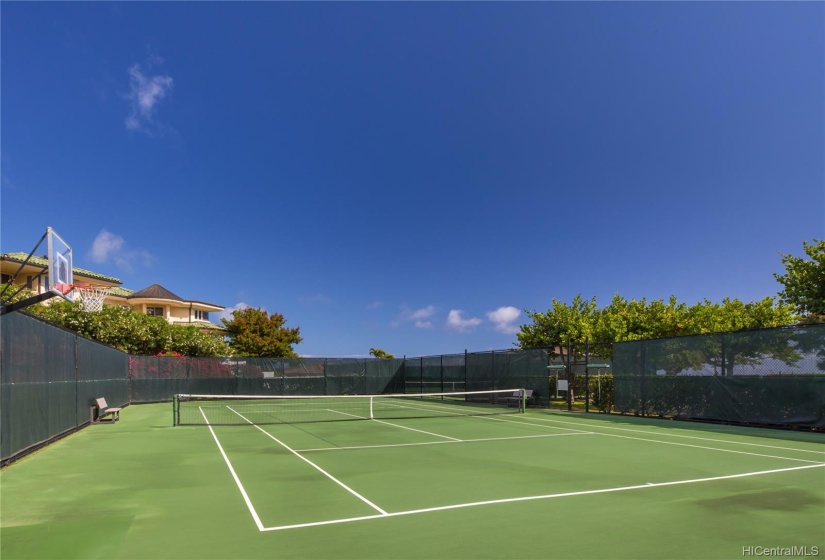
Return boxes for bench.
[91,398,122,423]
[507,389,534,408]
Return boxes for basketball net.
[74,284,112,313]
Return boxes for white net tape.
[75,285,112,312]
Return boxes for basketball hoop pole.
[0,229,50,303]
[0,291,59,316]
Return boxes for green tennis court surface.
[2,403,823,559]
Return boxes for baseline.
[259,462,825,532]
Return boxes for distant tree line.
[517,239,824,352]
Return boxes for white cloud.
[446,309,483,332]
[367,301,383,310]
[216,302,249,322]
[397,304,436,329]
[89,230,124,263]
[125,62,173,132]
[487,306,522,334]
[408,305,435,320]
[87,229,154,273]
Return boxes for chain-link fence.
[613,324,825,428]
[128,350,550,405]
[129,356,406,402]
[405,349,550,406]
[7,310,821,465]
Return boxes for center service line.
[226,406,389,518]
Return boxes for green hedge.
[548,374,614,413]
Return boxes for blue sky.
[1,2,822,357]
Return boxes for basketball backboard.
[47,227,74,301]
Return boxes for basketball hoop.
[73,283,113,313]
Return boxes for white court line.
[199,407,265,531]
[378,401,486,417]
[226,406,389,516]
[326,409,368,420]
[483,415,823,464]
[519,415,825,456]
[296,432,594,453]
[371,418,462,441]
[260,462,825,532]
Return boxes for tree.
[517,295,599,352]
[518,293,796,355]
[369,348,394,359]
[774,239,825,323]
[221,307,302,357]
[655,298,797,376]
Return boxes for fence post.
[720,334,727,377]
[640,342,647,416]
[464,349,468,391]
[491,350,496,390]
[567,338,573,412]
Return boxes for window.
[1,274,11,285]
[147,306,163,317]
[194,310,209,321]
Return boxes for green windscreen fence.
[129,356,406,402]
[406,349,549,406]
[7,305,822,465]
[1,312,129,465]
[129,351,548,404]
[613,324,825,429]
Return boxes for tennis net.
[173,388,526,426]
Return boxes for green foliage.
[168,325,230,357]
[221,307,302,357]
[369,348,395,359]
[0,286,38,306]
[30,300,229,356]
[518,295,599,352]
[774,239,825,323]
[518,294,796,354]
[588,374,614,413]
[547,373,613,412]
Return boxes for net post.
[565,338,573,412]
[521,388,526,413]
[585,338,591,414]
[172,394,178,426]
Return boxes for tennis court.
[2,398,823,559]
